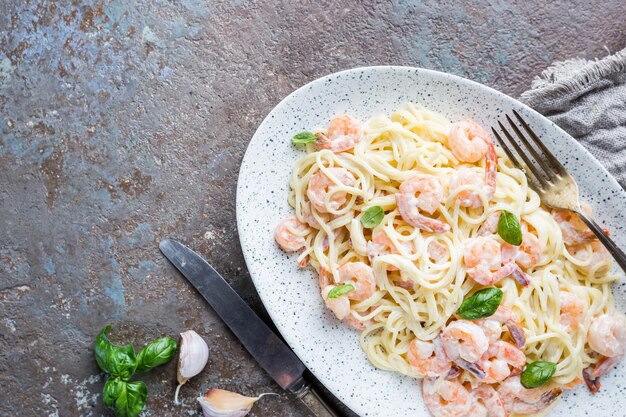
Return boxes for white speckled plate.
[236,67,626,417]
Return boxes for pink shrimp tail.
[315,132,332,149]
[298,255,309,268]
[496,263,531,286]
[583,367,601,394]
[583,355,621,394]
[394,193,451,233]
[455,358,487,379]
[510,264,531,286]
[319,267,331,289]
[583,228,611,240]
[506,320,527,348]
[418,216,452,233]
[484,139,497,200]
[470,262,531,286]
[446,365,462,380]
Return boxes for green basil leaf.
[103,378,125,408]
[521,361,557,388]
[94,325,115,373]
[110,345,138,381]
[94,325,138,380]
[292,131,317,144]
[327,284,354,299]
[136,337,177,373]
[361,206,384,228]
[456,287,503,320]
[113,381,147,417]
[498,210,523,246]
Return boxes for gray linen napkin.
[519,48,626,189]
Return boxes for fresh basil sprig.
[94,325,177,417]
[521,361,557,388]
[136,337,177,373]
[361,206,384,228]
[498,210,523,246]
[456,287,503,320]
[328,284,354,299]
[292,131,317,144]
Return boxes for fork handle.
[577,213,626,273]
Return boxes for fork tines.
[491,110,568,191]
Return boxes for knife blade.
[159,239,341,417]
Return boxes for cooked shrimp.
[449,168,485,208]
[315,115,363,153]
[422,378,471,417]
[477,341,526,383]
[469,384,506,417]
[463,237,499,283]
[407,337,452,377]
[321,285,350,320]
[275,216,308,252]
[569,240,612,274]
[475,319,503,345]
[477,211,501,236]
[345,309,376,330]
[498,375,562,415]
[448,120,497,208]
[428,240,449,262]
[559,291,585,332]
[583,355,622,394]
[441,320,490,363]
[501,232,541,270]
[448,119,491,163]
[475,305,526,348]
[395,174,450,233]
[367,229,410,271]
[307,167,356,213]
[300,203,327,229]
[337,262,376,301]
[463,237,530,286]
[587,313,626,357]
[321,268,376,328]
[552,209,596,245]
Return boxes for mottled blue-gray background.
[1,1,625,416]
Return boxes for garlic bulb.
[174,330,209,404]
[197,389,275,417]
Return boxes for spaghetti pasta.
[276,103,625,417]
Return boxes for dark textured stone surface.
[0,1,624,416]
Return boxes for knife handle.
[295,383,340,417]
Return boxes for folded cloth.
[520,48,626,190]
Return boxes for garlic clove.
[197,389,275,417]
[174,330,209,404]
[177,330,209,384]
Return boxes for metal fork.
[491,110,626,273]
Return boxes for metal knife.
[159,238,341,417]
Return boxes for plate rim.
[235,65,626,416]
